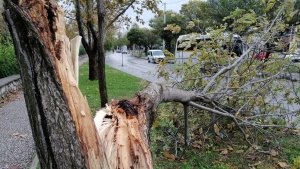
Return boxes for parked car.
[122,49,128,54]
[147,50,165,63]
[121,46,128,54]
[254,51,272,60]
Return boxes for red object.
[254,52,271,60]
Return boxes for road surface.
[105,51,176,84]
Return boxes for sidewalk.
[0,56,88,169]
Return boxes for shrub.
[104,39,113,51]
[0,37,19,78]
[79,45,87,56]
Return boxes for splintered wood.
[94,103,153,169]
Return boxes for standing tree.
[207,0,267,26]
[3,0,299,168]
[73,0,160,107]
[141,28,161,52]
[180,0,215,34]
[149,11,185,52]
[127,27,146,54]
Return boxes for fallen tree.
[3,0,300,168]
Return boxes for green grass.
[132,50,146,57]
[151,130,300,169]
[287,64,300,73]
[78,62,148,113]
[0,39,19,78]
[279,134,300,164]
[154,149,229,169]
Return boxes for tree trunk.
[98,48,108,107]
[3,0,107,168]
[94,82,198,168]
[3,1,200,168]
[87,51,99,80]
[96,0,108,107]
[166,39,172,52]
[74,0,99,81]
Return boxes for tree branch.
[105,0,135,31]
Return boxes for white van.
[147,50,165,63]
[175,34,211,63]
[121,46,128,54]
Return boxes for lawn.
[78,62,148,114]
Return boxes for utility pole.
[163,2,166,50]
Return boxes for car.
[254,51,272,60]
[121,46,128,54]
[122,49,128,54]
[147,50,165,63]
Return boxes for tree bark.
[74,0,99,81]
[94,82,199,168]
[96,0,108,107]
[87,51,99,80]
[3,1,201,168]
[3,0,107,168]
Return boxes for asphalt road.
[0,56,90,169]
[105,51,176,84]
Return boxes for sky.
[126,0,190,29]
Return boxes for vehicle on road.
[147,50,165,63]
[175,34,211,63]
[121,45,128,54]
[254,51,272,60]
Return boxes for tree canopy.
[149,11,185,52]
[127,27,147,48]
[180,0,215,34]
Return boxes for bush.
[0,37,19,78]
[104,39,113,51]
[79,45,87,56]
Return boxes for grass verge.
[78,62,148,114]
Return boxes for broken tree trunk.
[3,0,107,168]
[3,0,200,168]
[94,82,199,168]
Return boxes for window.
[176,38,212,51]
[152,51,163,55]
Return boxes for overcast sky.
[126,0,190,29]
